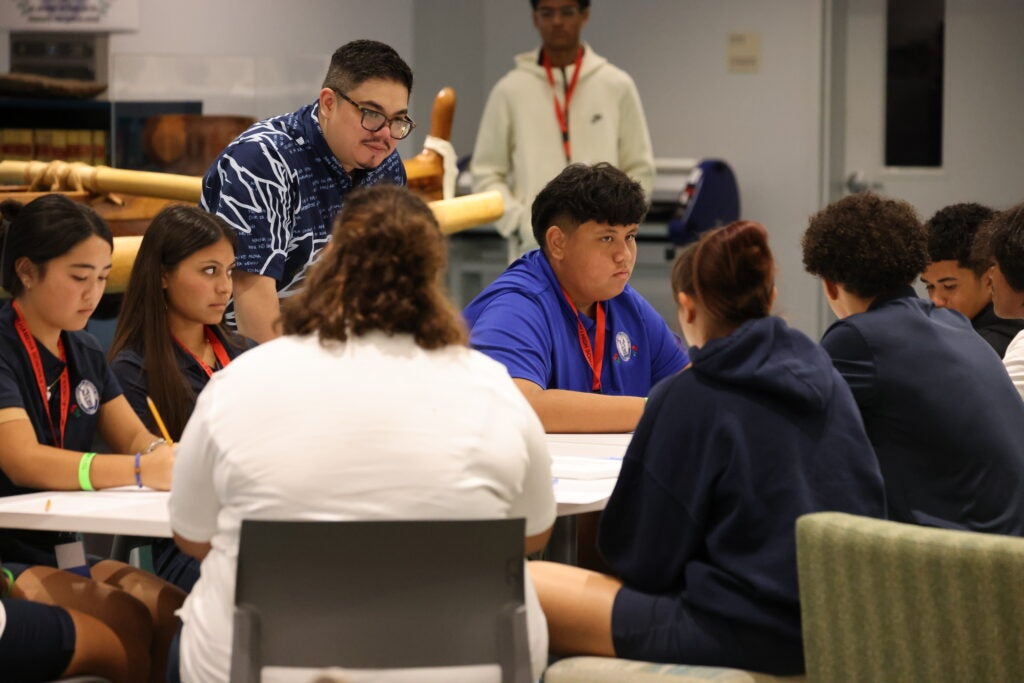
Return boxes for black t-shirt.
[0,302,122,565]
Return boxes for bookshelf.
[0,98,202,170]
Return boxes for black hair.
[976,203,1024,292]
[322,39,413,94]
[531,162,647,253]
[530,0,590,9]
[0,194,113,297]
[925,202,996,275]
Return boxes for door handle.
[846,171,884,194]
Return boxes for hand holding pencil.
[140,396,176,490]
[146,396,174,446]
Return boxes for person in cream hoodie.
[471,0,655,260]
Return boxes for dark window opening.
[885,0,945,167]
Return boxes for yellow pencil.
[45,498,51,512]
[146,396,174,446]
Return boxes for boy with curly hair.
[801,193,1024,535]
[921,202,1024,357]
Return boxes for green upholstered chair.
[796,512,1024,683]
[543,657,804,682]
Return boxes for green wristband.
[1,566,14,597]
[78,452,98,491]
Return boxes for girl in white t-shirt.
[167,185,556,683]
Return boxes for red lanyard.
[173,326,232,378]
[11,301,70,448]
[560,288,605,392]
[543,47,584,163]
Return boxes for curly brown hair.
[280,185,467,349]
[802,193,927,299]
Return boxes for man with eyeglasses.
[201,39,414,342]
[472,0,655,262]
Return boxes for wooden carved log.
[404,86,456,202]
[0,191,502,297]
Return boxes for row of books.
[1,128,108,166]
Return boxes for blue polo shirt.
[201,100,406,322]
[463,250,688,395]
[0,302,123,565]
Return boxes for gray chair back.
[229,518,531,683]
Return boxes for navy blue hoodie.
[599,316,886,651]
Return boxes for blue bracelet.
[134,452,143,488]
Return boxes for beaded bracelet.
[134,451,143,488]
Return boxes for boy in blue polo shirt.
[464,163,688,432]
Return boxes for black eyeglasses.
[333,89,416,140]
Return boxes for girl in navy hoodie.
[530,221,886,675]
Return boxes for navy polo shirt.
[463,250,688,396]
[0,302,123,564]
[201,101,407,324]
[821,286,1024,535]
[110,326,254,440]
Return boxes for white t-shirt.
[170,332,556,683]
[1005,329,1024,401]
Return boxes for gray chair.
[229,518,532,683]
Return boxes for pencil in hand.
[146,396,174,446]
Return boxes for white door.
[819,0,1024,333]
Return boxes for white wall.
[106,0,415,140]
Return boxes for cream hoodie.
[471,44,655,260]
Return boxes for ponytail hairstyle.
[1,194,112,297]
[672,221,775,330]
[281,185,467,348]
[108,205,237,440]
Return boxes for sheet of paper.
[551,455,622,480]
[553,477,618,505]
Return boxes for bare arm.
[173,533,212,561]
[0,401,173,490]
[232,270,282,343]
[513,379,644,433]
[526,525,554,555]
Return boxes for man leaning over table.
[464,163,688,434]
[201,39,413,343]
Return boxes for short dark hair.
[802,192,928,299]
[530,0,590,9]
[531,163,647,252]
[924,202,996,275]
[0,194,112,297]
[975,202,1024,292]
[322,39,413,95]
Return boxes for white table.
[0,434,630,562]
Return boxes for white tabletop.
[0,434,629,538]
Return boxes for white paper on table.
[553,477,618,505]
[546,433,633,447]
[546,441,628,460]
[551,456,622,480]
